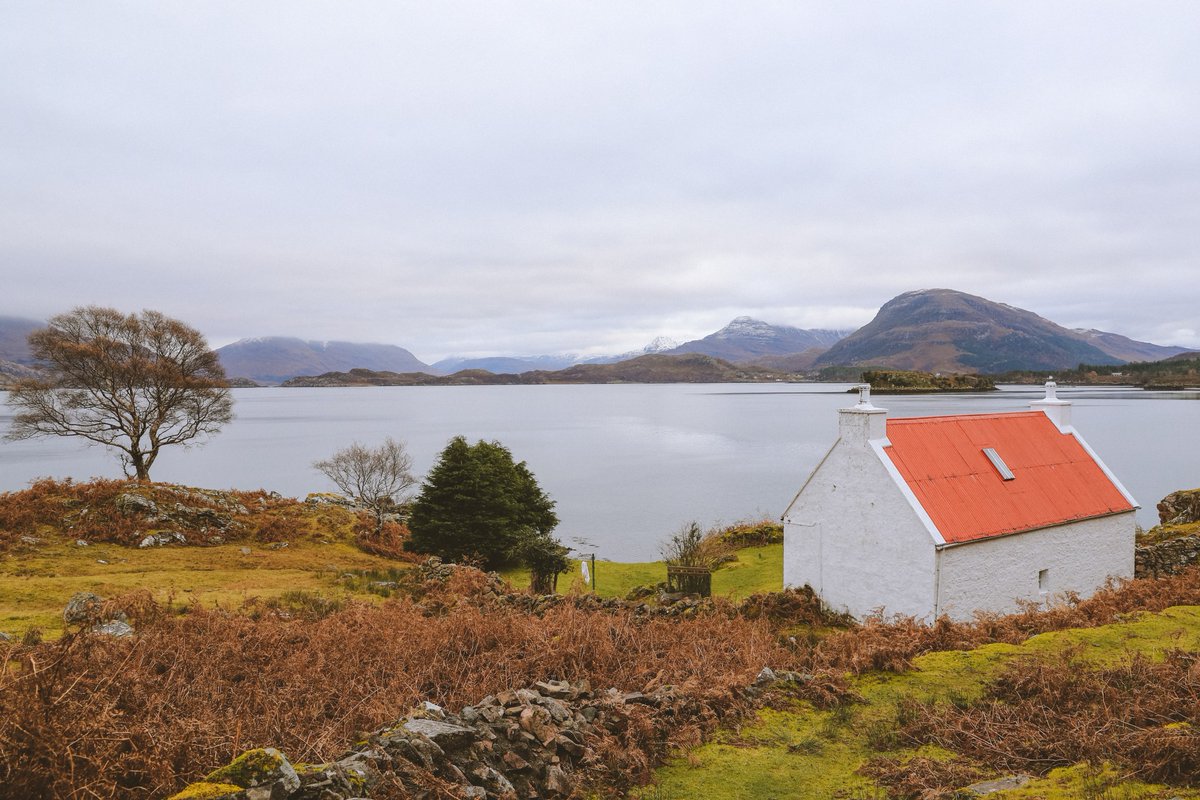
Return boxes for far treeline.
[997,354,1200,388]
[282,355,1199,390]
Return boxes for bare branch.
[4,306,234,480]
[313,437,418,532]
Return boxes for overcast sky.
[1,2,1197,360]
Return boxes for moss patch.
[166,781,242,800]
[652,605,1200,799]
[205,747,286,787]
[993,762,1200,799]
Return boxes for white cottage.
[782,381,1138,621]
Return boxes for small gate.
[666,565,712,597]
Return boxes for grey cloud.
[1,2,1198,360]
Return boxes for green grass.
[650,605,1200,800]
[0,539,409,637]
[5,537,785,639]
[998,763,1200,799]
[501,544,783,599]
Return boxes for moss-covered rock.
[166,781,243,800]
[203,747,300,795]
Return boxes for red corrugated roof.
[883,411,1133,544]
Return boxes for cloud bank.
[1,2,1197,359]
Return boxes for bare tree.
[313,438,418,533]
[5,306,234,481]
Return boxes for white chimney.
[839,383,887,443]
[1030,377,1072,430]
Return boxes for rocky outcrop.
[170,677,736,800]
[1157,489,1200,526]
[1135,489,1200,578]
[100,484,252,546]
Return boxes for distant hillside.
[431,354,581,374]
[0,316,42,365]
[817,289,1124,373]
[543,353,791,383]
[746,347,827,372]
[0,359,43,389]
[433,336,685,375]
[283,353,798,387]
[1073,329,1193,363]
[668,317,846,362]
[216,337,429,384]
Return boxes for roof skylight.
[983,447,1015,480]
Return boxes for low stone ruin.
[169,676,741,800]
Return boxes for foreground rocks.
[61,592,135,637]
[169,677,738,800]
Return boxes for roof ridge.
[888,410,1046,424]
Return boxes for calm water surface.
[1,384,1196,560]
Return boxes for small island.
[850,369,997,393]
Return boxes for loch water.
[1,384,1196,561]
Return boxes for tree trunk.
[129,450,151,481]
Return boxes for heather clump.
[0,596,784,799]
[800,567,1200,676]
[866,648,1200,793]
[715,520,784,548]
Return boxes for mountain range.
[1,291,1193,385]
[816,289,1189,373]
[666,316,846,362]
[213,337,428,385]
[430,336,683,375]
[0,316,39,365]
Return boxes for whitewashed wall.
[936,511,1136,620]
[783,415,936,620]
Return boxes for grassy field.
[649,605,1200,799]
[502,543,784,599]
[0,539,407,636]
[3,538,784,638]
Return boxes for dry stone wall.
[1135,536,1200,578]
[168,677,743,800]
[1135,488,1200,578]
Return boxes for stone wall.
[1135,536,1200,578]
[1134,488,1200,578]
[168,676,746,800]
